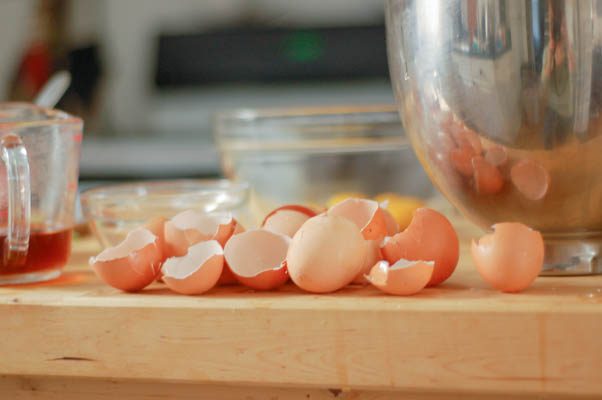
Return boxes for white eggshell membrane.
[327,198,386,240]
[162,240,224,295]
[90,228,162,292]
[95,228,157,261]
[366,259,434,296]
[263,209,310,237]
[224,229,290,290]
[287,214,368,293]
[164,210,234,256]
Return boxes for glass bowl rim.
[80,179,250,205]
[0,102,82,129]
[214,103,400,122]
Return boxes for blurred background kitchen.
[0,0,395,180]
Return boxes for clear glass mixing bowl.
[214,104,434,220]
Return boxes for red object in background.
[13,41,52,99]
[0,228,72,274]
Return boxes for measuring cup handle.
[0,134,30,268]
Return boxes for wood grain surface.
[0,376,590,400]
[0,205,601,399]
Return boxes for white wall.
[0,0,36,99]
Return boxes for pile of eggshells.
[90,198,545,295]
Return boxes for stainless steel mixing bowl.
[386,0,602,275]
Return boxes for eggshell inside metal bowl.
[81,179,250,248]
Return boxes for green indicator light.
[283,31,324,63]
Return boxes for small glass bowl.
[81,179,250,248]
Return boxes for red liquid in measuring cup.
[0,229,72,274]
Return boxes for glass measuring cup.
[0,103,82,284]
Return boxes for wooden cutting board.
[0,207,601,399]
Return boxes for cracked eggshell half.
[218,219,245,285]
[90,228,162,292]
[162,240,224,295]
[164,210,234,257]
[471,222,544,293]
[327,198,386,241]
[381,208,459,287]
[224,229,290,290]
[262,205,315,238]
[366,259,434,296]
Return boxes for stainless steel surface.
[386,0,602,274]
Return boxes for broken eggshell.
[144,216,167,254]
[381,208,459,287]
[262,204,317,224]
[224,229,290,290]
[510,159,550,201]
[162,240,224,295]
[217,219,245,285]
[449,145,476,176]
[353,239,383,284]
[378,201,400,236]
[366,259,434,296]
[327,198,386,241]
[484,146,507,167]
[90,228,162,292]
[262,206,313,238]
[471,222,544,293]
[472,156,504,195]
[287,214,368,293]
[164,210,234,257]
[144,216,168,281]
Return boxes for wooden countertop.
[1,214,602,399]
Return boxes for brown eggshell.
[472,156,504,195]
[352,239,383,284]
[380,206,400,236]
[287,214,368,293]
[143,216,167,281]
[484,146,507,167]
[471,222,544,293]
[261,204,317,226]
[218,220,245,286]
[262,209,311,238]
[232,219,245,235]
[510,159,550,201]
[218,264,238,285]
[144,216,167,255]
[458,126,483,154]
[381,208,459,287]
[164,210,234,257]
[366,259,434,295]
[161,240,224,295]
[224,229,290,290]
[327,198,387,241]
[449,145,476,176]
[142,217,167,282]
[90,228,162,292]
